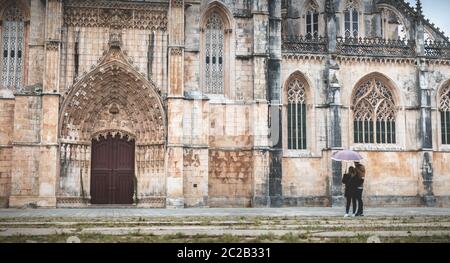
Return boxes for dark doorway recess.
[91,133,135,204]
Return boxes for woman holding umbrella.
[332,150,364,217]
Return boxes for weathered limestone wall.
[208,150,253,207]
[282,157,330,206]
[209,104,253,148]
[182,97,209,207]
[183,148,208,207]
[9,95,47,207]
[207,103,254,207]
[0,98,14,207]
[433,152,450,206]
[360,152,421,206]
[0,147,12,207]
[12,96,41,143]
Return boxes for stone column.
[40,0,62,207]
[415,2,436,206]
[166,0,185,208]
[326,0,343,207]
[267,0,283,207]
[329,76,343,207]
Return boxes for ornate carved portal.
[58,44,166,207]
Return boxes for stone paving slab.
[313,231,450,238]
[1,227,450,238]
[1,207,450,218]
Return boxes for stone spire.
[416,0,423,19]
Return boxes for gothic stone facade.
[0,0,449,208]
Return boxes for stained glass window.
[306,1,319,39]
[440,85,450,144]
[287,77,307,150]
[353,78,397,144]
[204,12,224,94]
[1,6,25,91]
[344,0,359,38]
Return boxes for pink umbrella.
[331,150,363,162]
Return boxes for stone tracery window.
[344,0,359,38]
[204,11,225,95]
[353,78,397,144]
[287,76,307,150]
[380,9,408,41]
[440,85,450,145]
[1,6,25,91]
[305,1,319,39]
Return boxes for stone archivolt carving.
[63,0,168,31]
[92,130,136,142]
[440,84,450,112]
[60,45,166,146]
[171,0,184,8]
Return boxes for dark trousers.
[346,196,356,214]
[355,188,364,214]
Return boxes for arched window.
[204,11,225,95]
[305,1,319,39]
[1,5,25,91]
[287,76,307,150]
[344,0,359,38]
[440,84,450,144]
[380,9,408,40]
[353,78,397,144]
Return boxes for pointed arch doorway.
[90,133,135,205]
[59,43,166,207]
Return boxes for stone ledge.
[184,196,208,208]
[56,197,89,208]
[435,196,450,208]
[364,196,422,207]
[283,196,331,207]
[208,196,252,208]
[9,196,56,208]
[137,197,166,208]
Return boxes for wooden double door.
[90,134,135,204]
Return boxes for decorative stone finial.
[325,0,335,14]
[416,0,423,19]
[108,9,123,48]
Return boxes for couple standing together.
[342,162,366,217]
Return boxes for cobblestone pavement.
[1,207,450,218]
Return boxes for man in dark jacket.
[354,162,366,216]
